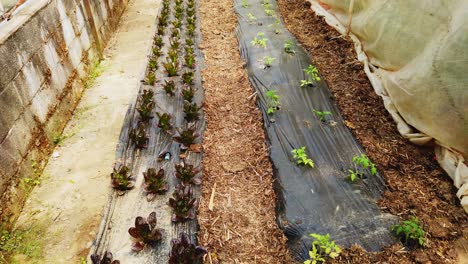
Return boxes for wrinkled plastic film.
[89,1,205,262]
[234,0,397,260]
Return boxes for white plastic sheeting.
[306,0,467,212]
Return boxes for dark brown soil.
[277,0,468,263]
[197,0,291,262]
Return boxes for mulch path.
[277,0,467,263]
[197,0,292,262]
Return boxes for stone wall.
[0,0,128,227]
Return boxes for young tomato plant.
[300,79,313,88]
[175,162,201,185]
[241,0,249,8]
[304,65,321,81]
[392,217,425,247]
[168,184,197,222]
[291,147,315,168]
[263,56,276,68]
[91,252,120,264]
[251,33,268,48]
[304,233,341,264]
[128,212,164,252]
[110,163,134,193]
[265,90,280,115]
[157,112,172,133]
[143,168,169,201]
[347,154,377,182]
[183,102,201,123]
[284,40,295,54]
[313,110,332,122]
[169,232,207,264]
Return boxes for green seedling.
[146,71,156,86]
[185,54,195,69]
[247,13,257,22]
[158,17,168,28]
[265,90,280,115]
[185,46,194,55]
[140,89,154,104]
[130,124,148,149]
[157,26,165,36]
[149,57,158,71]
[154,36,164,48]
[392,217,425,247]
[347,154,377,182]
[185,38,194,47]
[251,33,268,48]
[284,40,295,54]
[241,0,249,8]
[163,60,178,77]
[187,17,196,27]
[182,86,195,102]
[263,56,276,68]
[264,9,275,16]
[152,47,162,58]
[304,233,341,264]
[182,71,194,85]
[157,112,172,132]
[174,127,199,147]
[171,28,180,39]
[110,163,134,192]
[313,110,332,122]
[187,8,195,18]
[172,20,182,29]
[183,102,201,122]
[137,101,155,122]
[291,147,314,168]
[187,24,196,37]
[170,39,180,50]
[163,80,176,96]
[300,80,313,88]
[304,65,321,81]
[168,49,178,63]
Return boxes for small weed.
[251,33,267,48]
[392,217,425,247]
[304,233,341,264]
[265,90,280,115]
[84,60,105,89]
[263,56,276,68]
[291,147,314,168]
[313,110,332,122]
[284,40,295,54]
[304,65,321,81]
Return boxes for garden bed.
[277,0,467,263]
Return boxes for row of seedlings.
[243,1,427,264]
[102,0,206,262]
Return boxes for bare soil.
[197,0,292,262]
[277,0,468,263]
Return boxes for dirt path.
[12,0,159,262]
[277,0,468,263]
[197,0,291,262]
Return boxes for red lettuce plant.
[130,123,148,149]
[144,168,169,201]
[175,162,201,185]
[168,184,197,222]
[111,163,134,194]
[91,251,120,264]
[173,127,199,147]
[169,232,207,264]
[128,212,165,252]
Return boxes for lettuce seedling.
[175,162,201,185]
[128,212,165,252]
[182,86,195,102]
[111,163,134,193]
[174,127,199,147]
[157,112,173,133]
[185,38,194,47]
[182,71,194,85]
[163,80,176,96]
[164,60,178,77]
[187,24,196,37]
[313,110,332,122]
[168,184,197,222]
[292,147,315,168]
[171,28,180,39]
[172,20,182,29]
[145,71,156,86]
[137,101,154,122]
[144,168,169,201]
[183,102,200,122]
[185,46,194,56]
[91,251,120,264]
[140,89,154,104]
[304,233,341,264]
[149,57,158,71]
[392,217,425,247]
[169,232,207,264]
[187,8,195,18]
[170,39,180,50]
[185,54,195,69]
[154,36,164,48]
[152,47,162,58]
[130,124,148,149]
[168,49,178,63]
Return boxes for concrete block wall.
[0,0,128,227]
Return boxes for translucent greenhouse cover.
[308,0,468,212]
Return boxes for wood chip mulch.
[277,0,468,263]
[197,0,292,263]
